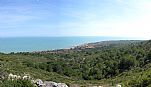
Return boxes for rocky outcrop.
[34,80,68,87]
[44,81,58,87]
[7,73,68,87]
[7,73,121,87]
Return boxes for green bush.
[0,79,35,87]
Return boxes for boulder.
[43,81,68,87]
[44,81,58,87]
[34,79,45,87]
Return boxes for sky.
[0,0,151,39]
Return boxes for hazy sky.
[0,0,151,39]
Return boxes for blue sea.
[0,36,133,53]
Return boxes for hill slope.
[0,40,151,87]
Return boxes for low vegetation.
[0,40,151,86]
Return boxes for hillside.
[0,40,151,87]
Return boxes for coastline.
[0,36,121,53]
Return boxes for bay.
[0,36,131,53]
